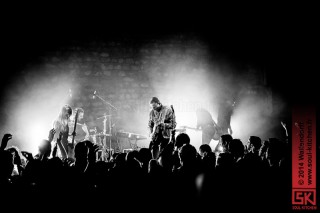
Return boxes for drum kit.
[90,91,120,161]
[87,117,188,162]
[88,114,148,161]
[66,91,149,161]
[88,114,117,160]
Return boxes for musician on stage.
[217,98,235,135]
[68,108,90,143]
[196,108,220,145]
[52,104,73,159]
[148,97,176,159]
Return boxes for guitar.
[150,105,175,141]
[180,123,223,141]
[68,108,79,159]
[150,113,165,142]
[151,121,164,143]
[157,105,176,159]
[170,105,175,142]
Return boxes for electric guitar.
[68,108,79,159]
[150,113,165,142]
[151,121,164,142]
[157,105,176,159]
[150,105,175,141]
[180,122,223,141]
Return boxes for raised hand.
[21,151,34,162]
[86,141,99,162]
[65,157,75,166]
[1,133,13,150]
[281,121,288,138]
[48,128,56,142]
[2,133,12,141]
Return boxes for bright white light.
[230,93,278,142]
[26,122,50,155]
[175,111,196,128]
[6,68,77,153]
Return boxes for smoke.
[141,45,243,150]
[2,65,77,154]
[147,53,231,123]
[231,88,286,143]
[0,37,288,153]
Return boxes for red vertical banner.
[292,106,317,210]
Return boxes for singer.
[52,104,73,159]
[148,97,176,159]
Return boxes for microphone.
[92,90,97,99]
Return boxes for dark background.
[1,7,317,105]
[0,5,318,211]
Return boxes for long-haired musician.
[195,108,220,145]
[52,104,73,159]
[217,98,235,136]
[68,107,90,142]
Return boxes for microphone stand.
[94,93,117,161]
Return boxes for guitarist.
[195,108,222,145]
[67,108,90,160]
[68,108,90,144]
[217,98,235,136]
[148,97,176,159]
[52,104,73,160]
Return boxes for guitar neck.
[71,110,79,144]
[180,126,199,131]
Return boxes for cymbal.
[116,131,148,140]
[174,128,187,132]
[97,115,112,119]
[96,115,122,120]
